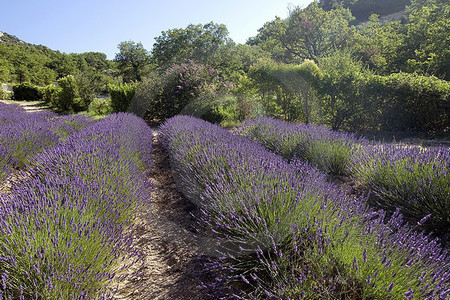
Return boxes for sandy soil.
[114,131,214,300]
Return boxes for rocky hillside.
[0,31,28,45]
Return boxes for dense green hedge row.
[249,59,450,132]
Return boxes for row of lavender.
[160,116,448,299]
[0,110,153,298]
[238,117,450,240]
[0,102,96,181]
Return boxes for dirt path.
[114,131,212,300]
[0,100,50,112]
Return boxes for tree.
[247,18,295,63]
[144,60,233,121]
[351,14,405,73]
[316,49,373,130]
[400,0,450,80]
[151,22,232,68]
[114,41,150,82]
[270,2,355,62]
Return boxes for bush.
[364,73,450,132]
[56,75,77,112]
[88,97,113,116]
[161,116,448,299]
[12,82,42,101]
[351,144,450,237]
[41,83,61,104]
[0,114,153,298]
[44,75,78,113]
[0,87,9,100]
[146,60,233,122]
[108,83,136,113]
[250,57,450,132]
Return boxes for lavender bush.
[0,102,94,181]
[240,117,449,242]
[160,116,449,299]
[238,117,363,176]
[351,144,450,238]
[0,113,153,299]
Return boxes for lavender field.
[0,103,153,298]
[1,103,449,299]
[161,116,449,299]
[239,117,450,241]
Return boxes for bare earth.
[114,131,210,300]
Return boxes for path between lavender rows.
[114,130,215,300]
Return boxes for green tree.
[319,0,410,22]
[151,22,232,68]
[114,41,150,82]
[45,52,77,78]
[247,18,294,63]
[317,49,373,130]
[270,2,355,63]
[249,59,321,123]
[401,0,450,80]
[352,14,405,73]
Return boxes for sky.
[0,0,314,59]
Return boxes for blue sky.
[1,0,313,59]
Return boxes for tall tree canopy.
[114,41,150,82]
[151,22,232,68]
[400,0,450,79]
[253,3,355,63]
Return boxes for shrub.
[88,97,113,116]
[160,116,448,299]
[0,87,9,100]
[239,117,363,176]
[0,102,94,180]
[0,113,153,298]
[41,83,61,104]
[108,83,136,113]
[55,75,77,112]
[146,60,233,122]
[351,144,450,238]
[240,117,450,242]
[12,82,42,101]
[365,73,450,132]
[43,75,78,112]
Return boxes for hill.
[0,31,28,45]
[0,31,114,86]
[319,0,409,22]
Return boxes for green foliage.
[316,50,373,130]
[319,0,410,22]
[12,82,42,101]
[364,72,450,131]
[74,72,103,110]
[0,87,9,100]
[145,60,233,122]
[57,75,77,112]
[0,43,58,85]
[114,41,150,82]
[249,59,321,123]
[402,0,450,80]
[88,97,113,116]
[270,2,355,62]
[43,75,78,113]
[108,83,136,113]
[41,83,61,104]
[247,18,295,63]
[352,15,405,73]
[152,22,231,68]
